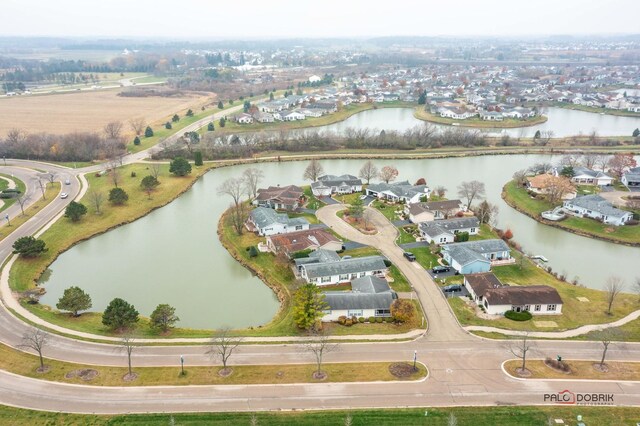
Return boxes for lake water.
[39,156,640,328]
[312,107,640,138]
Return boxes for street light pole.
[413,350,417,371]
[180,355,185,376]
[4,214,10,227]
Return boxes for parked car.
[403,252,416,261]
[442,285,462,293]
[432,265,451,274]
[65,179,71,185]
[60,193,68,199]
[359,195,367,200]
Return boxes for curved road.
[0,154,637,412]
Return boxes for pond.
[311,107,640,138]
[39,155,640,328]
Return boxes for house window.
[338,274,349,281]
[534,305,541,312]
[470,228,476,233]
[524,305,530,311]
[295,225,303,230]
[322,309,331,315]
[375,309,391,317]
[321,276,331,283]
[359,272,366,278]
[348,310,363,317]
[350,273,358,280]
[547,304,556,311]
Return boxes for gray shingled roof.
[367,181,429,199]
[317,174,362,187]
[564,195,632,218]
[323,291,397,311]
[419,217,479,238]
[573,167,612,179]
[441,239,509,267]
[249,207,309,229]
[302,255,387,279]
[294,249,341,267]
[351,276,390,294]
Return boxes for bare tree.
[543,175,575,204]
[605,276,625,315]
[243,168,264,201]
[474,200,499,226]
[512,169,528,186]
[582,153,600,170]
[303,159,324,182]
[18,327,49,371]
[304,331,338,380]
[457,180,486,210]
[110,165,121,188]
[15,192,31,216]
[45,172,58,187]
[104,121,124,140]
[560,154,581,168]
[358,160,378,184]
[206,327,244,374]
[149,163,161,180]
[434,186,447,198]
[594,154,609,172]
[33,177,47,200]
[121,334,136,379]
[540,130,554,145]
[447,413,458,426]
[218,177,247,235]
[528,162,553,175]
[594,328,623,368]
[129,117,146,136]
[88,190,104,214]
[378,165,399,184]
[509,333,533,374]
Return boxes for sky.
[2,0,639,39]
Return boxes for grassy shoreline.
[502,180,640,246]
[551,101,640,118]
[414,107,548,128]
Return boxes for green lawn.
[302,185,326,210]
[371,200,403,221]
[503,180,640,245]
[409,246,441,270]
[334,192,363,205]
[0,173,27,213]
[0,183,61,242]
[288,212,319,224]
[397,225,418,244]
[1,405,638,425]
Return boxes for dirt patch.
[514,367,532,377]
[389,362,417,378]
[122,372,138,382]
[275,371,285,379]
[218,367,233,377]
[544,358,572,374]
[65,369,99,381]
[35,365,51,374]
[604,227,615,233]
[342,214,377,234]
[592,363,609,373]
[312,371,327,380]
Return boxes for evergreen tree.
[12,236,47,257]
[633,128,640,138]
[172,114,180,122]
[64,201,88,222]
[133,136,141,145]
[165,122,172,130]
[108,187,129,205]
[144,126,154,137]
[102,298,139,330]
[150,304,179,332]
[194,151,203,166]
[218,100,224,109]
[292,284,328,330]
[56,286,92,317]
[207,122,215,131]
[186,109,194,117]
[169,157,192,176]
[269,92,274,101]
[219,117,226,128]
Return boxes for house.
[311,174,363,197]
[280,111,306,121]
[266,228,342,258]
[405,199,466,223]
[253,185,304,210]
[479,111,504,121]
[366,181,431,204]
[483,285,563,315]
[622,167,640,188]
[308,75,321,83]
[322,276,397,322]
[418,217,480,244]
[295,250,388,286]
[236,113,254,124]
[526,174,577,199]
[247,207,310,236]
[570,167,614,186]
[253,111,275,123]
[441,239,513,274]
[562,195,633,226]
[464,272,504,304]
[437,107,477,120]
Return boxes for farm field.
[0,89,212,135]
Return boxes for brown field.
[0,90,213,135]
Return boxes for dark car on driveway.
[442,284,462,294]
[403,252,417,262]
[432,265,451,274]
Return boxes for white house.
[570,167,614,186]
[366,181,431,204]
[236,113,254,124]
[418,217,480,244]
[562,195,633,226]
[405,199,466,223]
[322,276,397,322]
[247,207,310,236]
[441,239,513,274]
[311,174,363,197]
[482,285,563,315]
[622,167,640,188]
[280,111,306,121]
[253,112,275,123]
[294,250,388,286]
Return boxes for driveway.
[598,190,635,207]
[319,196,339,205]
[316,204,470,342]
[393,219,411,227]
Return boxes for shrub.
[248,246,258,258]
[385,317,394,323]
[358,317,365,323]
[351,315,358,323]
[344,318,353,326]
[368,316,375,323]
[383,259,392,268]
[391,299,415,323]
[338,316,347,325]
[376,317,383,323]
[545,357,571,372]
[504,310,532,321]
[292,249,313,259]
[130,171,137,177]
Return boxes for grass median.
[0,183,60,242]
[504,359,640,381]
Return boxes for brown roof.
[484,285,563,306]
[256,185,303,205]
[465,272,503,295]
[268,228,340,254]
[409,199,463,215]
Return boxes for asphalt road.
[0,154,636,413]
